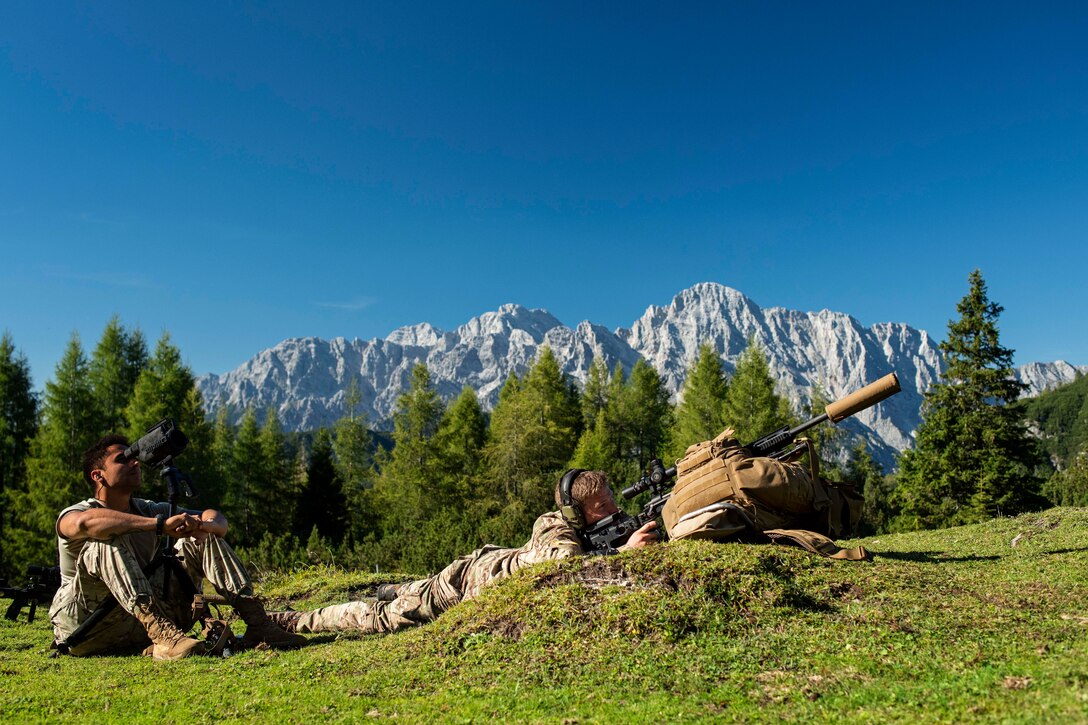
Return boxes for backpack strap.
[762,528,870,561]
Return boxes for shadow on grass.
[871,551,1001,563]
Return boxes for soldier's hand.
[164,512,203,539]
[619,520,659,551]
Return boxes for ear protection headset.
[558,468,587,528]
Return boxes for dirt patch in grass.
[534,558,679,593]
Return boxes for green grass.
[3,508,1087,723]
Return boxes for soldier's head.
[555,470,619,527]
[83,434,139,493]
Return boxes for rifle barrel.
[824,373,901,423]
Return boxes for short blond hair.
[555,470,612,507]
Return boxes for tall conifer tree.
[0,332,38,575]
[670,343,728,459]
[295,428,347,543]
[721,339,793,443]
[124,333,212,501]
[7,334,98,571]
[368,363,447,568]
[894,270,1046,529]
[224,408,263,546]
[88,317,147,434]
[622,359,673,473]
[334,378,372,539]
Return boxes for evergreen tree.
[333,378,373,541]
[0,332,38,575]
[424,386,491,561]
[805,383,849,478]
[841,441,893,534]
[669,343,728,459]
[124,333,197,439]
[435,386,488,484]
[206,406,236,509]
[6,334,98,571]
[123,332,213,501]
[487,348,580,510]
[623,359,673,472]
[224,408,263,547]
[88,317,147,434]
[580,359,610,430]
[570,410,614,474]
[484,349,581,547]
[295,428,347,543]
[894,270,1046,529]
[721,339,794,444]
[368,363,447,569]
[256,407,294,537]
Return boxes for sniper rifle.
[580,372,902,550]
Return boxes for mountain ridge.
[196,283,1086,468]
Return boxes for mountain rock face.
[196,283,1085,468]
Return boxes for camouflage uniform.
[295,511,585,634]
[49,498,254,656]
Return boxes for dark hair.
[83,434,130,488]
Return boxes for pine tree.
[224,408,263,547]
[368,363,447,569]
[88,317,147,434]
[841,441,893,534]
[580,359,610,430]
[721,339,794,444]
[482,349,581,547]
[256,406,294,537]
[623,359,673,472]
[294,428,347,543]
[6,334,98,571]
[805,383,849,478]
[333,378,373,541]
[670,343,728,459]
[894,270,1046,530]
[436,386,488,485]
[122,333,213,501]
[124,332,198,439]
[0,332,38,575]
[487,348,580,509]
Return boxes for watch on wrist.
[155,513,166,536]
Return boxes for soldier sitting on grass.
[269,470,658,636]
[50,434,306,660]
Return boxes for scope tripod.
[54,459,202,655]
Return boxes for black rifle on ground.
[2,565,61,624]
[580,373,902,550]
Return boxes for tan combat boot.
[134,604,207,661]
[233,596,308,649]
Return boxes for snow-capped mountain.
[196,283,1085,467]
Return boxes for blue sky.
[2,2,1086,386]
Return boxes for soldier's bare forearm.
[58,509,157,541]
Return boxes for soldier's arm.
[58,508,159,541]
[527,515,586,561]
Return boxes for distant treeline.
[1,271,1083,578]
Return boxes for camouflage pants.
[49,535,253,655]
[295,545,510,635]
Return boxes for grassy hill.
[3,508,1087,722]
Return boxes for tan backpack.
[662,428,868,560]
